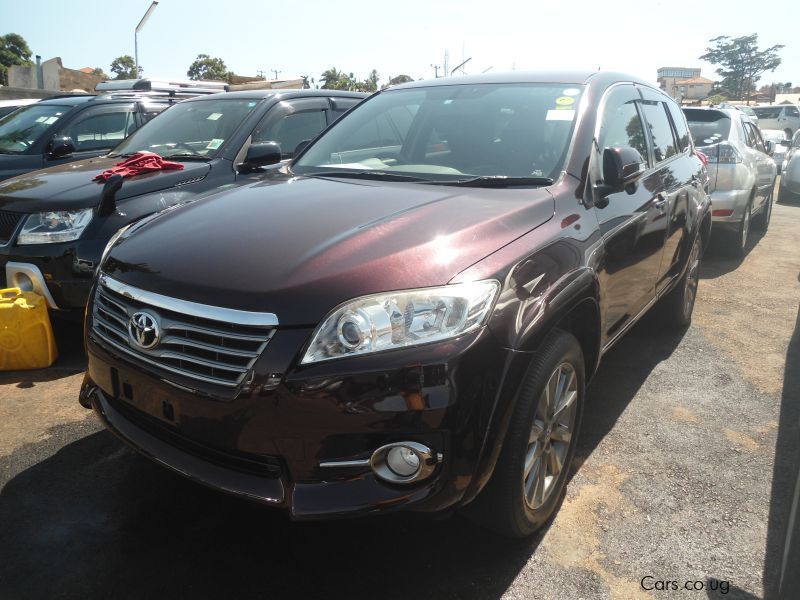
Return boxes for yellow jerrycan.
[0,288,58,370]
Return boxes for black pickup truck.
[81,72,711,537]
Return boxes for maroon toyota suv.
[80,72,711,537]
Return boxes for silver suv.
[752,104,800,138]
[683,107,777,256]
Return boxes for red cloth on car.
[93,152,184,182]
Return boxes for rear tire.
[658,234,701,329]
[466,330,584,538]
[753,190,773,231]
[723,199,751,258]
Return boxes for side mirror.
[764,140,775,156]
[603,146,646,188]
[293,139,312,157]
[239,141,282,173]
[48,136,76,160]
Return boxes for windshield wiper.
[161,153,211,161]
[433,175,554,187]
[308,170,429,182]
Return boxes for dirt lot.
[1,184,798,600]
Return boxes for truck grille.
[91,274,277,388]
[0,210,22,245]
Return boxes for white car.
[779,130,800,201]
[683,107,777,256]
[752,105,800,138]
[761,129,790,173]
[0,98,39,119]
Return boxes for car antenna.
[98,174,124,216]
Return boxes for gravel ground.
[1,184,797,600]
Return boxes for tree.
[92,67,108,79]
[385,74,414,88]
[0,32,33,85]
[320,67,351,90]
[700,34,783,102]
[187,54,229,81]
[359,69,380,93]
[110,55,137,80]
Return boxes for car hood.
[0,156,211,212]
[103,175,555,326]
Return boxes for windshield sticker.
[207,113,223,121]
[555,96,575,107]
[35,116,59,124]
[562,88,581,97]
[546,109,575,121]
[206,138,224,150]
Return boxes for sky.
[2,0,797,88]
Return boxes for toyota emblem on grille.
[128,311,161,350]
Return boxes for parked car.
[762,129,790,173]
[752,104,800,138]
[779,130,800,201]
[715,103,759,126]
[80,71,711,537]
[0,98,40,119]
[0,89,366,314]
[683,107,777,256]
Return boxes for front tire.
[467,330,584,538]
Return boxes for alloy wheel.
[524,362,578,509]
[684,237,701,319]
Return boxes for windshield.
[0,104,71,154]
[683,109,732,146]
[293,83,583,182]
[110,98,261,159]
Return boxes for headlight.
[17,209,93,244]
[300,280,500,364]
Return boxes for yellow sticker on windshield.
[206,138,224,150]
[555,96,575,106]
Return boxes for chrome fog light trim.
[369,442,441,484]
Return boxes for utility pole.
[431,64,441,78]
[271,69,281,80]
[257,70,265,79]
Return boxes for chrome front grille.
[91,274,277,388]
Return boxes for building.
[7,57,103,93]
[657,67,714,102]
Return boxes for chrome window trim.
[99,273,278,327]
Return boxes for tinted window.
[330,98,361,122]
[597,86,649,165]
[296,83,583,181]
[752,106,782,119]
[111,98,259,158]
[683,109,732,146]
[787,106,800,118]
[254,110,327,156]
[639,101,679,163]
[0,103,72,153]
[665,101,690,151]
[62,109,138,152]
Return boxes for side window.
[665,101,690,152]
[747,123,766,152]
[596,85,649,168]
[741,120,756,147]
[61,107,137,152]
[140,103,169,123]
[330,98,360,123]
[253,109,327,157]
[639,101,679,163]
[787,106,800,118]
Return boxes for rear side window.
[665,101,690,151]
[639,101,679,163]
[683,109,732,146]
[752,106,782,119]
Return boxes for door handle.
[690,175,701,187]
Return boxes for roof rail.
[95,78,228,95]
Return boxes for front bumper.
[83,322,516,519]
[709,188,752,224]
[0,238,105,310]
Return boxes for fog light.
[13,272,34,292]
[369,441,442,484]
[386,446,421,477]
